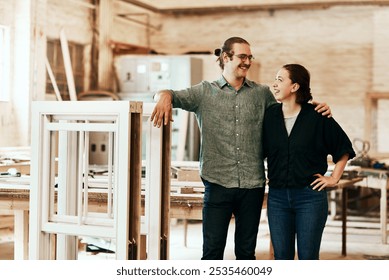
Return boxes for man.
[151,37,330,260]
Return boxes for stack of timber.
[170,162,204,220]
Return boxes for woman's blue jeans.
[267,186,328,260]
[201,179,265,260]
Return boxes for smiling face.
[272,68,299,103]
[223,43,252,80]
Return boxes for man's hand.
[312,101,332,118]
[150,90,174,127]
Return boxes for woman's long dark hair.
[283,64,313,104]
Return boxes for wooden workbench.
[1,175,368,259]
[355,168,389,244]
[328,177,364,256]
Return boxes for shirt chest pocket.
[238,103,264,124]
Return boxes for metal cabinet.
[112,55,202,162]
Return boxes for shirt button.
[235,105,238,108]
[237,147,240,150]
[237,161,240,164]
[236,119,239,122]
[236,134,239,136]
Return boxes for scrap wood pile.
[170,164,204,196]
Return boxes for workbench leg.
[329,191,337,220]
[341,188,348,256]
[184,219,188,247]
[13,210,29,260]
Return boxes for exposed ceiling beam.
[116,13,162,30]
[118,0,160,13]
[119,0,389,15]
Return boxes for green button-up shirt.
[172,76,276,189]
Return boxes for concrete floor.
[1,212,388,260]
[168,215,389,260]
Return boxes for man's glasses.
[232,54,255,62]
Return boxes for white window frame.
[0,25,10,101]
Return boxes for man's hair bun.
[214,48,221,56]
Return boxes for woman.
[263,64,356,260]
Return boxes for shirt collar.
[216,76,254,89]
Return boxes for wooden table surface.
[0,175,370,259]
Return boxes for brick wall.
[1,2,389,156]
[373,10,389,153]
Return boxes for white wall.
[0,0,32,147]
[0,0,93,147]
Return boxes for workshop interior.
[0,0,388,261]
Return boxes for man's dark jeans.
[201,178,265,260]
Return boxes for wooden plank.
[128,107,142,260]
[170,186,204,195]
[0,199,29,211]
[0,215,13,229]
[178,187,195,194]
[173,167,201,182]
[45,57,63,101]
[140,234,147,260]
[160,122,172,260]
[59,28,77,101]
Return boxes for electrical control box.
[89,55,202,164]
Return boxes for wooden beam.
[364,92,389,158]
[108,40,150,55]
[367,91,389,99]
[119,0,389,15]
